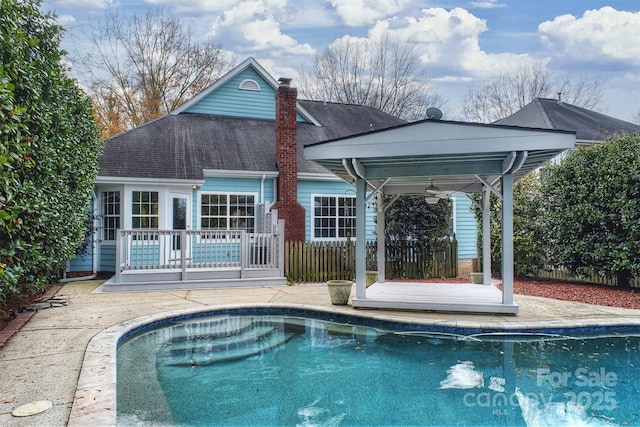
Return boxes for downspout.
[260,174,266,203]
[61,190,98,282]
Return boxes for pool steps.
[156,317,294,367]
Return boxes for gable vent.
[239,79,261,91]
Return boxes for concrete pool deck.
[2,279,640,426]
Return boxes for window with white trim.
[313,195,356,240]
[132,191,159,229]
[101,191,120,241]
[201,193,255,232]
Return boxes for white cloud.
[469,0,506,9]
[367,7,536,78]
[55,0,115,10]
[206,1,315,56]
[330,0,411,27]
[55,14,77,27]
[539,6,640,68]
[144,0,250,14]
[284,2,337,28]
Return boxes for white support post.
[180,230,187,281]
[114,231,122,283]
[355,178,367,299]
[240,230,248,279]
[482,186,492,285]
[376,192,385,284]
[501,173,514,305]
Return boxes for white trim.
[451,196,457,236]
[169,191,192,230]
[170,57,322,126]
[98,189,122,243]
[309,193,357,242]
[130,189,161,230]
[298,172,345,182]
[171,58,279,115]
[122,185,167,229]
[239,79,260,91]
[203,169,343,182]
[296,103,322,127]
[196,190,259,232]
[97,176,202,187]
[203,169,279,179]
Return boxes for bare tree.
[298,35,443,122]
[631,110,640,125]
[461,62,604,123]
[76,8,232,137]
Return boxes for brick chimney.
[272,77,306,242]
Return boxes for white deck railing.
[114,223,284,283]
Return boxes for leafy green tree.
[0,0,102,311]
[385,196,452,246]
[471,172,546,277]
[542,134,640,288]
[384,196,452,277]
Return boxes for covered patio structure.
[304,119,575,314]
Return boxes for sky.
[42,0,640,122]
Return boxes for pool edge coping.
[67,303,640,427]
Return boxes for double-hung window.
[132,191,159,229]
[101,191,121,241]
[313,195,356,240]
[201,193,256,233]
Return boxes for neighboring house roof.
[494,98,640,143]
[98,100,406,181]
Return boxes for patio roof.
[305,119,575,194]
[304,119,576,314]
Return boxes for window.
[313,196,356,239]
[201,194,255,232]
[101,191,120,241]
[132,191,159,229]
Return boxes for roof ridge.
[534,98,556,129]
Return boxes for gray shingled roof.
[494,98,640,142]
[98,100,406,180]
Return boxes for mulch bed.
[507,278,640,310]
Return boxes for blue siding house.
[68,57,479,283]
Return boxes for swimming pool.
[117,309,640,426]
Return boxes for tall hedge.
[0,0,103,309]
[471,172,546,277]
[542,134,640,288]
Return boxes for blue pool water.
[117,312,640,426]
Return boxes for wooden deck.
[352,281,519,314]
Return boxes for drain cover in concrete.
[12,400,53,417]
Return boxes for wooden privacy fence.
[285,237,457,283]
